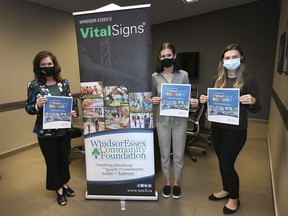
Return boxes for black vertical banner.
[73,4,157,201]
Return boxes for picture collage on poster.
[80,82,153,135]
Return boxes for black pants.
[211,126,247,199]
[38,133,71,190]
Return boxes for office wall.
[268,0,288,215]
[151,0,280,121]
[0,0,80,156]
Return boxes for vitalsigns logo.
[79,22,146,39]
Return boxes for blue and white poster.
[73,4,157,201]
[160,84,191,117]
[207,88,240,125]
[43,96,72,129]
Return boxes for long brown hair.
[32,51,62,82]
[214,43,246,89]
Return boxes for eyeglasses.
[40,62,54,67]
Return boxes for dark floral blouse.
[25,79,72,136]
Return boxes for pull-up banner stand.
[73,4,158,201]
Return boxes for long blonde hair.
[214,43,246,89]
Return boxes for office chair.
[70,98,85,157]
[191,84,199,98]
[70,126,84,153]
[189,84,211,144]
[196,104,212,146]
[186,104,207,162]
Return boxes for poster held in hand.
[43,96,73,129]
[160,83,191,118]
[207,88,240,125]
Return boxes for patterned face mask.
[38,66,55,76]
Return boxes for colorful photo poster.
[207,88,240,125]
[160,84,191,117]
[43,96,73,129]
[129,92,153,129]
[130,113,153,129]
[104,106,130,130]
[104,85,129,107]
[81,81,103,99]
[104,85,130,130]
[81,82,105,135]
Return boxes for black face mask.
[161,58,174,68]
[38,67,55,76]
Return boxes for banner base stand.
[85,191,158,201]
[120,200,126,211]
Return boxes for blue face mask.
[223,58,241,71]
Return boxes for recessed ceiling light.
[183,0,199,3]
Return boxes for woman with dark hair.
[152,42,198,199]
[25,51,77,206]
[200,43,261,214]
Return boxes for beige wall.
[0,0,80,155]
[268,0,288,215]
